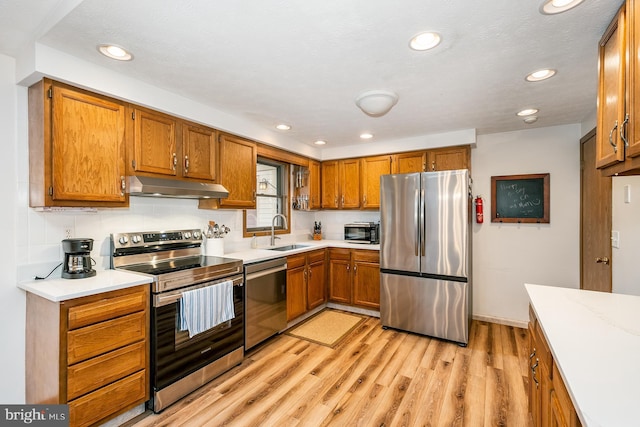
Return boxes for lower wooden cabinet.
[286,249,326,321]
[26,285,149,427]
[328,248,380,310]
[528,306,581,427]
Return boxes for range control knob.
[118,235,129,245]
[131,235,141,244]
[184,231,192,239]
[193,230,201,239]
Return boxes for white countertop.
[226,239,379,264]
[18,270,153,302]
[525,283,640,427]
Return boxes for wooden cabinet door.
[218,134,257,208]
[286,263,307,321]
[182,123,216,181]
[352,250,380,309]
[528,321,542,427]
[50,84,127,204]
[321,160,340,209]
[597,6,627,168]
[308,160,322,210]
[328,249,351,304]
[131,107,178,176]
[426,146,470,171]
[340,159,361,208]
[307,250,326,310]
[361,156,391,209]
[392,151,426,173]
[628,0,640,158]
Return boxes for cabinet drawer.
[353,249,379,263]
[68,287,147,330]
[329,248,350,260]
[69,370,146,427]
[68,311,146,365]
[307,249,326,264]
[287,253,306,269]
[67,341,146,400]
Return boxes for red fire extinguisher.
[475,196,484,223]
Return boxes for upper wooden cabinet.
[28,79,128,208]
[597,1,640,175]
[391,145,470,174]
[217,133,257,209]
[361,155,392,209]
[321,159,360,209]
[129,108,217,181]
[308,160,322,210]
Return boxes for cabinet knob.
[595,257,610,265]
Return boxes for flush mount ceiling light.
[409,32,442,51]
[523,116,539,124]
[360,133,374,140]
[275,124,291,130]
[355,90,399,117]
[526,68,556,82]
[540,0,585,14]
[97,44,133,61]
[314,140,327,146]
[517,108,539,117]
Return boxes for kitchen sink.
[268,244,310,251]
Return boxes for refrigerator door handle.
[419,186,425,257]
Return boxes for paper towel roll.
[204,238,224,256]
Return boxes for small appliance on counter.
[344,221,379,244]
[62,238,96,279]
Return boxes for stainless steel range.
[110,229,244,413]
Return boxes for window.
[244,157,289,234]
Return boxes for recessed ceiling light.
[540,0,585,15]
[409,32,441,51]
[275,124,291,130]
[526,69,556,82]
[523,116,539,124]
[360,133,373,140]
[97,44,133,61]
[517,108,539,117]
[314,140,326,146]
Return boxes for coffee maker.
[62,238,96,279]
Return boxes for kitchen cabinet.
[528,306,581,427]
[328,248,380,310]
[26,285,149,427]
[390,146,470,174]
[291,160,321,211]
[360,155,392,209]
[286,249,326,321]
[321,159,360,209]
[597,1,640,175]
[129,108,217,181]
[308,160,322,210]
[28,79,128,208]
[200,133,257,209]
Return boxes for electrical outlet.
[64,227,74,239]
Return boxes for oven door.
[151,274,244,391]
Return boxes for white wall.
[471,124,581,325]
[0,53,23,403]
[611,176,640,295]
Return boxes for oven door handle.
[245,265,287,281]
[154,276,243,307]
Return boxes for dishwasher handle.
[246,264,287,281]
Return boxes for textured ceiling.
[0,0,625,148]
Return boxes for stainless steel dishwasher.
[244,257,287,350]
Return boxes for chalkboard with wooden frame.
[491,173,550,223]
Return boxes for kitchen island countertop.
[525,283,640,427]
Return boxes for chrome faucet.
[271,214,288,246]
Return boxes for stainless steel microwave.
[344,222,380,244]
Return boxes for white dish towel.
[179,280,235,338]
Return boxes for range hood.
[128,176,229,199]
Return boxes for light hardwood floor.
[131,316,530,426]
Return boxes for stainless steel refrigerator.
[380,169,471,345]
